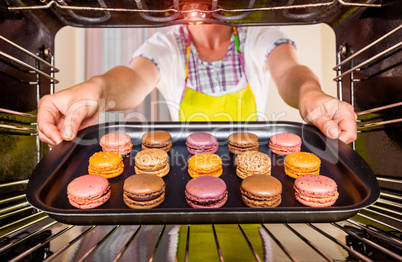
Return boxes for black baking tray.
[27,121,380,225]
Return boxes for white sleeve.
[245,26,295,68]
[131,29,186,121]
[244,26,294,118]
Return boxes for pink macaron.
[100,133,133,156]
[67,174,111,209]
[269,133,301,155]
[185,176,228,208]
[186,132,218,154]
[294,175,339,207]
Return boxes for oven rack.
[7,0,382,27]
[0,34,58,162]
[334,23,402,154]
[0,214,401,261]
[0,35,59,85]
[1,175,401,261]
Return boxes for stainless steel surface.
[8,0,382,13]
[1,215,401,261]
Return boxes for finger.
[38,129,58,148]
[309,114,341,140]
[61,99,98,141]
[37,109,64,146]
[337,114,358,144]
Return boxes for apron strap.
[181,26,249,104]
[233,27,249,84]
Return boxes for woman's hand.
[299,91,357,144]
[37,79,103,147]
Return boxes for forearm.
[274,64,325,111]
[91,60,158,111]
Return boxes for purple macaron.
[186,132,218,154]
[185,176,228,208]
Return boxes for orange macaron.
[88,151,124,179]
[188,153,223,178]
[284,152,321,179]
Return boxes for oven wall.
[332,2,402,229]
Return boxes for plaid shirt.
[175,26,245,94]
[138,26,295,95]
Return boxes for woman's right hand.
[37,79,103,147]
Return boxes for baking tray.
[27,121,380,225]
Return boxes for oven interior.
[0,0,401,261]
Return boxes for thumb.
[309,115,340,140]
[61,99,98,141]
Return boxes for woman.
[38,24,356,146]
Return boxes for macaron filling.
[125,189,164,202]
[240,188,281,207]
[185,190,228,207]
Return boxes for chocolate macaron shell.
[240,174,282,208]
[185,176,228,208]
[123,174,165,209]
[142,130,172,152]
[228,132,259,154]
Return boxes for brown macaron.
[123,174,165,209]
[240,174,282,208]
[235,151,271,179]
[228,132,259,154]
[142,130,172,152]
[134,149,170,177]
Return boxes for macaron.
[67,174,111,209]
[294,175,339,207]
[88,151,124,179]
[269,133,301,155]
[142,130,172,152]
[240,174,282,208]
[100,133,133,156]
[235,151,271,179]
[228,132,259,154]
[185,176,228,208]
[186,132,218,154]
[123,174,165,209]
[284,152,321,179]
[188,153,223,178]
[134,149,170,177]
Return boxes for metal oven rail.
[1,213,402,261]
